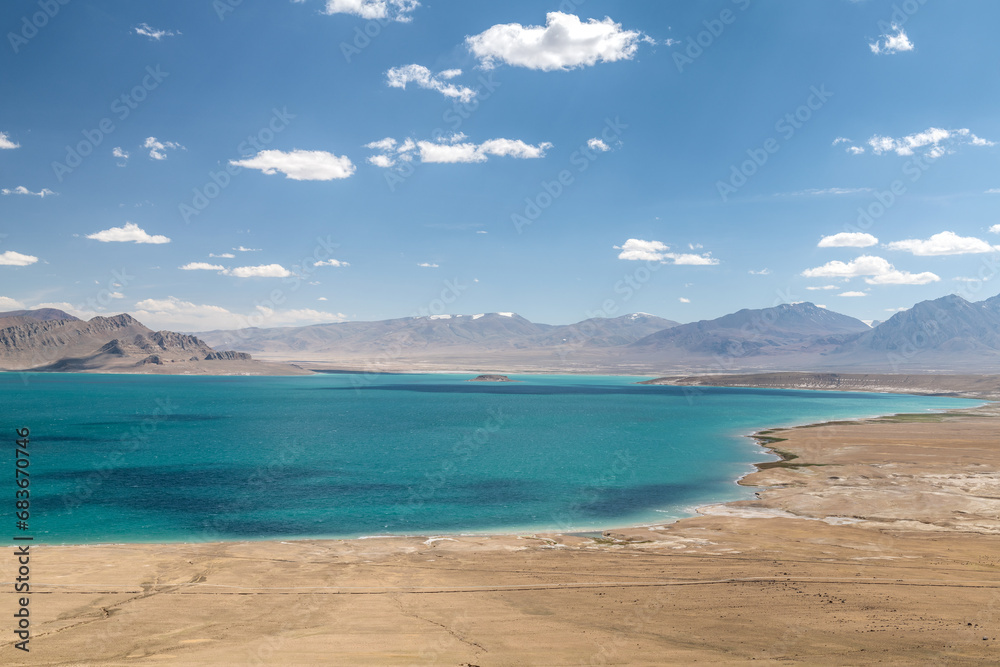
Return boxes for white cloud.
[986,189,1000,195]
[234,246,261,252]
[818,232,878,248]
[386,65,476,102]
[86,222,170,244]
[866,127,993,157]
[869,25,914,55]
[466,12,648,71]
[209,252,235,258]
[367,135,552,166]
[802,255,939,285]
[134,23,180,40]
[838,291,867,297]
[805,285,838,291]
[0,296,26,310]
[180,262,225,271]
[832,137,852,145]
[587,138,611,152]
[0,132,19,150]
[367,154,395,168]
[144,137,185,160]
[318,297,328,301]
[1,186,56,197]
[113,147,129,166]
[787,187,873,196]
[230,149,355,181]
[678,297,690,303]
[322,0,419,22]
[108,291,125,299]
[990,224,1000,235]
[225,264,292,278]
[314,259,349,267]
[847,146,865,155]
[748,268,771,275]
[887,231,999,256]
[0,251,38,267]
[418,262,439,268]
[614,239,719,265]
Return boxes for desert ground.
[2,397,998,665]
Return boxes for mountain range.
[4,292,1000,375]
[191,292,1000,373]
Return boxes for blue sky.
[2,0,999,331]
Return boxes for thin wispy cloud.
[134,23,180,40]
[2,186,56,197]
[386,65,476,102]
[866,127,993,158]
[144,137,185,160]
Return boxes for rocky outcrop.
[204,350,252,361]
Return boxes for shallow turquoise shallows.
[1,373,980,544]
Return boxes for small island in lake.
[469,374,513,382]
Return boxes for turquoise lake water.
[1,373,980,544]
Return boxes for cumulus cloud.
[887,231,999,255]
[838,291,867,297]
[614,239,719,265]
[847,146,865,155]
[366,135,552,166]
[0,133,19,149]
[386,65,476,102]
[866,127,993,158]
[144,137,185,160]
[466,12,649,71]
[86,222,170,244]
[990,224,1000,235]
[1,186,56,197]
[0,296,26,309]
[748,268,771,275]
[322,0,419,22]
[818,232,878,248]
[678,297,691,303]
[230,149,355,180]
[869,25,914,55]
[0,251,38,266]
[417,262,439,268]
[134,23,180,40]
[802,255,939,285]
[135,296,348,330]
[225,264,292,278]
[314,259,349,267]
[180,262,226,271]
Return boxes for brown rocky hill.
[0,311,305,375]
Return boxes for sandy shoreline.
[3,399,999,664]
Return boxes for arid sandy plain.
[2,390,998,665]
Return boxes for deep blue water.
[0,373,979,544]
